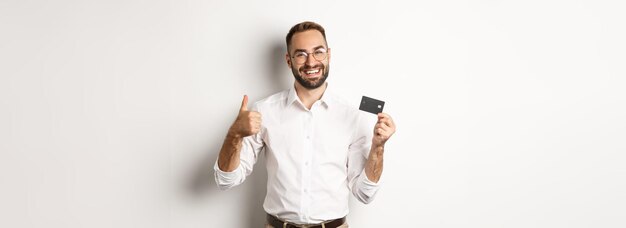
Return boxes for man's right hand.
[228,95,262,138]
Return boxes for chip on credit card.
[359,96,385,114]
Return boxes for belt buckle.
[299,223,324,228]
[297,224,319,228]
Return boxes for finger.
[378,113,395,128]
[379,124,392,133]
[374,123,385,131]
[377,127,392,139]
[377,112,391,120]
[251,125,261,132]
[377,116,388,126]
[379,119,392,128]
[376,118,391,129]
[240,95,249,112]
[376,128,388,137]
[249,111,261,118]
[251,113,262,122]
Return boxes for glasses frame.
[290,48,328,64]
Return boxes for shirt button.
[305,161,309,166]
[304,189,308,193]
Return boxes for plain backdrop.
[1,0,625,227]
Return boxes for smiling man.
[215,21,396,228]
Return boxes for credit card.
[359,96,385,114]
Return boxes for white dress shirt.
[214,84,381,224]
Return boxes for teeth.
[305,69,320,74]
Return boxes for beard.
[291,63,330,89]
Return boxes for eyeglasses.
[290,48,328,64]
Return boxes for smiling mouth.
[302,68,321,78]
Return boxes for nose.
[304,53,317,66]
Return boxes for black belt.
[266,214,346,228]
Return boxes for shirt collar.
[287,83,334,109]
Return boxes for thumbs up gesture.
[229,95,262,138]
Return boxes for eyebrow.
[293,45,326,54]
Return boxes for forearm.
[365,144,384,183]
[217,131,243,172]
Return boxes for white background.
[1,0,625,227]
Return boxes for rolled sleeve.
[347,111,382,204]
[214,161,245,190]
[352,169,382,204]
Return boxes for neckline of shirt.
[287,83,336,110]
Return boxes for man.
[214,21,396,228]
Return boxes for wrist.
[372,141,385,150]
[226,128,243,140]
[370,144,384,157]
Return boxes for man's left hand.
[372,113,395,147]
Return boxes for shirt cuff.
[214,160,243,189]
[354,169,382,204]
[362,170,382,186]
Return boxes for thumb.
[240,95,249,112]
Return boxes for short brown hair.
[285,21,327,52]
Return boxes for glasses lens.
[313,50,327,61]
[293,52,307,64]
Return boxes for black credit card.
[359,96,385,114]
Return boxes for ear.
[285,52,292,68]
